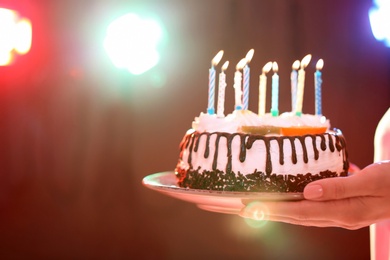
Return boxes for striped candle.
[242,49,254,110]
[271,62,279,117]
[314,59,324,116]
[234,58,247,110]
[207,50,224,114]
[208,67,216,114]
[217,61,229,117]
[291,60,300,112]
[295,54,312,116]
[258,61,273,116]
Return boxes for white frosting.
[178,131,346,177]
[192,110,330,133]
[178,110,346,180]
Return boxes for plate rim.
[142,171,304,200]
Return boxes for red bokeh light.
[0,0,48,84]
[0,8,32,66]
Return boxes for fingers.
[239,161,390,229]
[239,199,374,230]
[303,165,385,201]
[257,214,364,230]
[303,177,367,201]
[240,161,390,230]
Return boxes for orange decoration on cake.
[281,126,327,136]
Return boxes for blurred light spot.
[14,18,33,54]
[369,0,390,47]
[0,50,12,65]
[242,201,270,229]
[104,13,164,75]
[0,8,32,65]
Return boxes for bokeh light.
[103,13,164,75]
[369,0,390,47]
[241,201,270,229]
[0,8,32,66]
[14,18,33,54]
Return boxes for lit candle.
[217,61,229,117]
[242,49,254,110]
[291,60,300,112]
[271,62,279,117]
[295,54,312,116]
[208,50,224,114]
[258,61,273,116]
[314,59,324,116]
[234,58,247,110]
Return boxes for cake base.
[176,168,348,193]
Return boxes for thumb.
[303,163,386,201]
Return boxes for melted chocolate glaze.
[176,129,349,192]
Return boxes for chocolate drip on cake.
[177,130,349,192]
[289,137,298,164]
[298,136,309,163]
[180,131,347,173]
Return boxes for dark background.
[0,0,389,259]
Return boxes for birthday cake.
[175,52,349,192]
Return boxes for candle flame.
[292,60,300,70]
[245,49,255,63]
[212,50,224,66]
[236,58,247,70]
[222,61,229,71]
[301,54,312,69]
[272,62,278,73]
[262,61,273,74]
[316,59,324,70]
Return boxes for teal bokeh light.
[104,13,165,75]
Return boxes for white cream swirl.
[192,110,330,133]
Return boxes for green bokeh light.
[242,201,270,229]
[104,13,165,75]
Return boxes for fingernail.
[304,184,323,199]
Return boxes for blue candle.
[271,62,279,116]
[314,59,324,115]
[208,66,216,114]
[207,50,223,114]
[242,49,254,110]
[243,65,250,110]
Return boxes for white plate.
[142,171,304,215]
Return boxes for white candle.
[271,62,279,117]
[295,54,312,116]
[234,58,247,110]
[217,61,229,117]
[208,50,224,114]
[258,61,273,116]
[242,49,254,110]
[291,60,300,112]
[314,59,324,116]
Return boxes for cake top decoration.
[206,50,324,119]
